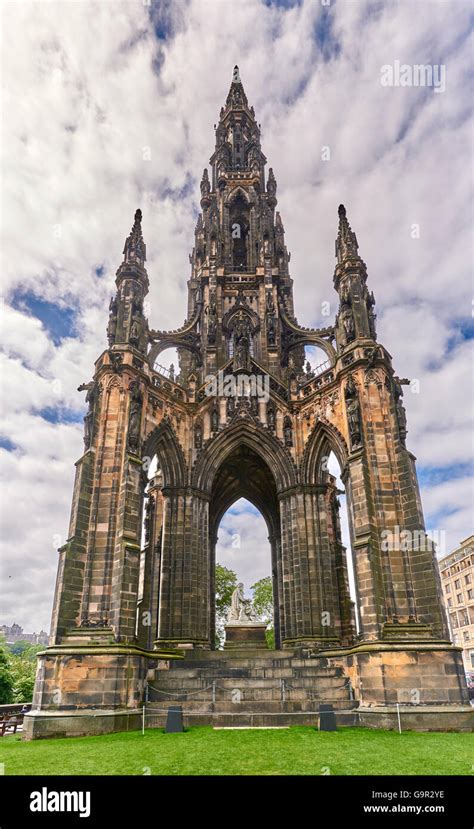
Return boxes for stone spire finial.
[335,203,359,264]
[123,208,146,265]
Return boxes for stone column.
[156,489,211,648]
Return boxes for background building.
[439,535,474,679]
[0,623,49,646]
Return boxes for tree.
[9,640,34,657]
[8,644,42,703]
[251,576,274,649]
[215,563,238,648]
[0,643,14,704]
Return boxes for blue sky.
[1,0,473,629]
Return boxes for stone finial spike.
[123,207,146,264]
[233,65,241,83]
[335,203,358,263]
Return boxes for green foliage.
[251,576,275,648]
[250,577,273,623]
[9,640,36,657]
[0,642,41,704]
[0,643,14,704]
[215,563,238,648]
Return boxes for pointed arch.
[192,420,297,495]
[142,419,187,489]
[301,418,349,485]
[225,185,252,206]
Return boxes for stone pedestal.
[224,623,268,650]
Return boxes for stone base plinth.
[224,623,268,649]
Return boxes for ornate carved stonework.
[27,66,468,741]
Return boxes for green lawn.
[0,727,472,775]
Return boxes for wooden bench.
[0,716,22,736]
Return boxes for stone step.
[149,676,348,691]
[145,712,359,728]
[148,688,351,704]
[146,699,357,714]
[160,667,343,681]
[183,649,298,661]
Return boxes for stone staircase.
[145,649,359,728]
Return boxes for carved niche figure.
[78,381,99,450]
[107,296,118,346]
[144,496,154,547]
[283,416,293,447]
[393,376,408,446]
[207,297,217,345]
[128,379,143,454]
[366,290,377,339]
[194,420,203,450]
[344,375,362,449]
[233,315,251,372]
[342,309,355,343]
[211,404,219,433]
[267,313,276,346]
[227,395,236,419]
[129,319,140,347]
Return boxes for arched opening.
[152,346,179,382]
[208,443,282,649]
[230,193,249,270]
[136,453,164,646]
[326,450,359,636]
[303,345,332,378]
[215,499,273,648]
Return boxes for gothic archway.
[208,443,282,648]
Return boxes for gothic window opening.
[327,451,359,637]
[230,194,249,270]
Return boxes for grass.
[0,727,473,776]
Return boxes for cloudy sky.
[1,0,472,630]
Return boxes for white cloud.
[1,0,472,629]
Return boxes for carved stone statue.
[342,309,355,343]
[267,313,276,346]
[228,583,258,623]
[267,401,276,430]
[107,296,118,346]
[207,298,217,344]
[128,379,143,454]
[211,404,219,432]
[393,377,408,446]
[283,416,293,447]
[345,375,362,448]
[194,421,203,450]
[129,319,140,347]
[78,381,99,450]
[227,395,236,419]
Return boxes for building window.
[463,631,469,642]
[447,597,452,607]
[450,613,458,629]
[460,610,469,627]
[468,589,473,600]
[465,574,471,585]
[457,593,462,604]
[454,578,461,589]
[470,652,474,669]
[446,583,452,593]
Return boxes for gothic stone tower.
[25,67,470,738]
